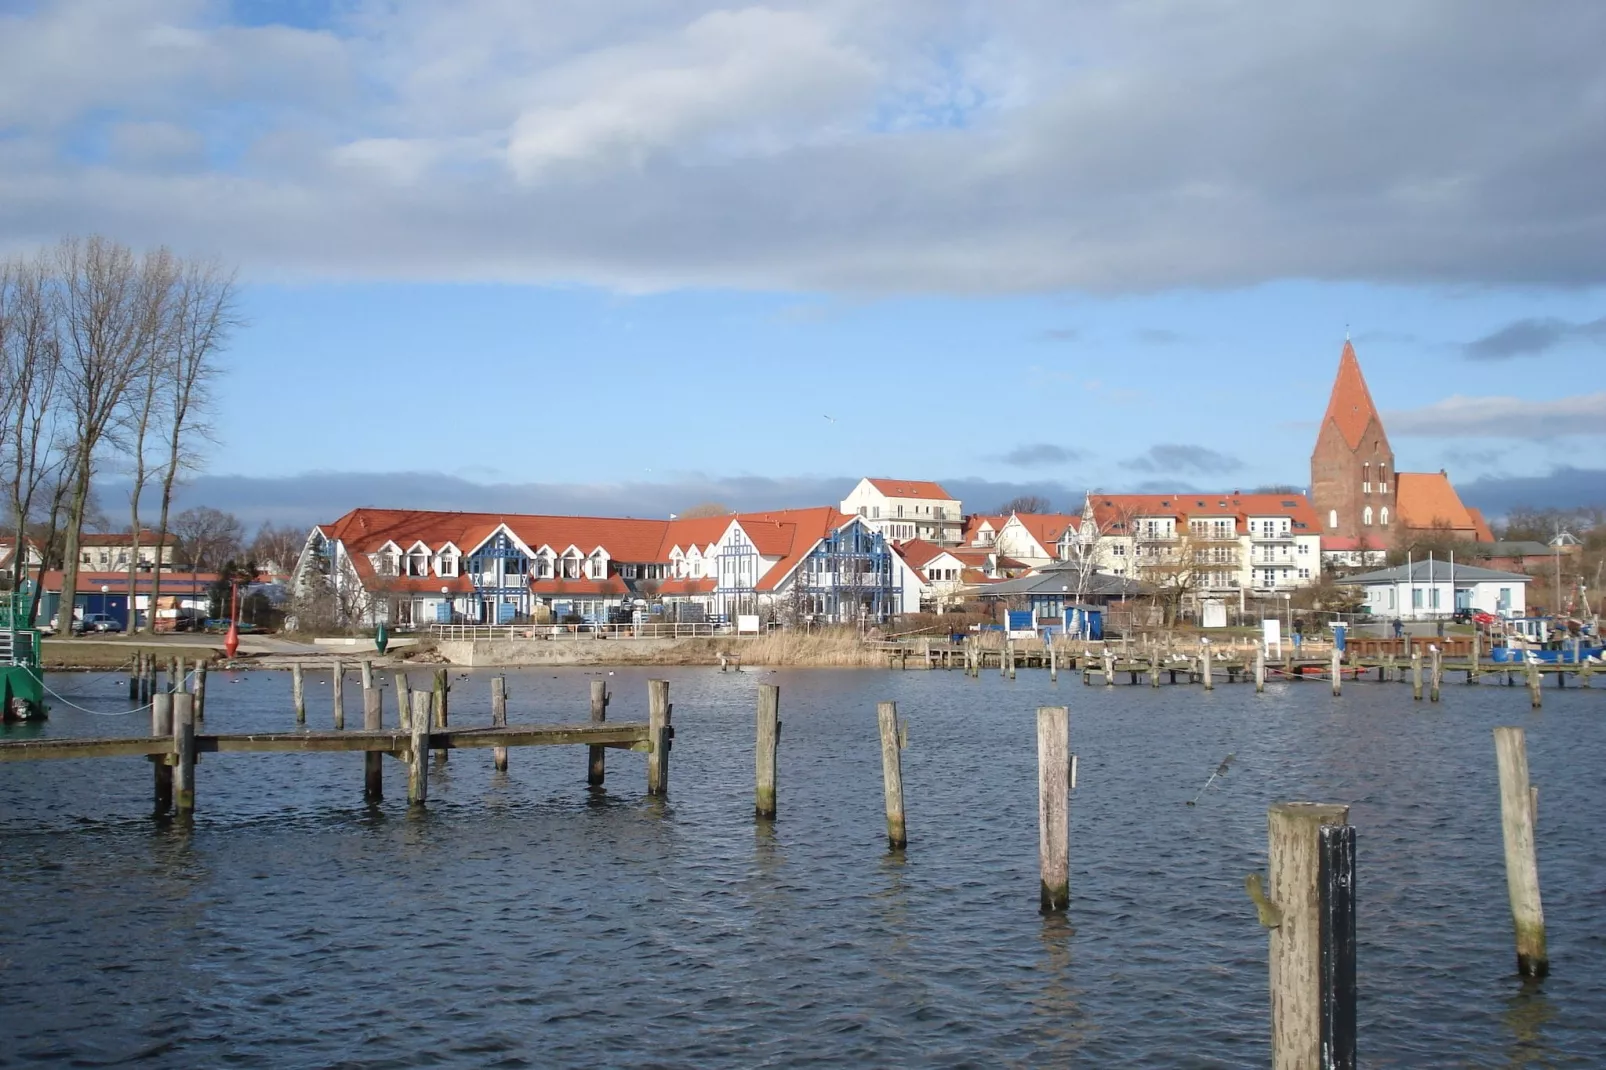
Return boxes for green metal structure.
[1,582,46,721]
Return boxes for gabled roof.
[1003,513,1082,552]
[1346,560,1531,584]
[1320,340,1384,451]
[1395,472,1478,534]
[962,514,1008,542]
[1089,493,1319,533]
[865,478,954,501]
[1465,507,1495,542]
[748,508,860,591]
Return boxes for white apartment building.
[839,478,964,544]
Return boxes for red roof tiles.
[866,478,954,501]
[1320,341,1383,451]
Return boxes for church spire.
[1320,340,1383,451]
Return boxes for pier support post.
[1331,645,1342,698]
[647,679,671,796]
[194,661,207,721]
[397,673,411,728]
[169,656,180,693]
[173,692,196,814]
[151,691,173,814]
[1319,824,1358,1070]
[1493,727,1547,977]
[756,683,780,818]
[1526,663,1542,709]
[432,668,449,759]
[130,653,141,703]
[492,676,509,772]
[360,659,373,692]
[587,679,607,784]
[1263,801,1352,1070]
[1102,647,1114,688]
[1150,655,1160,688]
[408,692,430,806]
[1049,641,1057,683]
[292,662,305,724]
[1256,643,1267,693]
[363,683,383,801]
[332,660,344,729]
[1430,647,1443,703]
[1203,644,1214,691]
[1411,651,1423,701]
[1470,631,1481,684]
[1037,705,1070,912]
[877,701,907,849]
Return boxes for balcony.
[1249,531,1296,544]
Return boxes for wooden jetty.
[0,675,675,814]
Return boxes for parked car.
[203,618,266,635]
[73,613,123,635]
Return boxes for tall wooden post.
[363,684,383,801]
[360,659,373,692]
[1494,727,1547,977]
[1049,641,1057,682]
[1037,705,1070,912]
[1469,631,1481,684]
[193,661,208,721]
[587,679,607,784]
[292,662,306,724]
[1330,644,1341,697]
[1411,650,1423,701]
[1256,642,1267,693]
[1526,662,1542,709]
[1150,654,1160,688]
[332,660,345,729]
[408,692,430,806]
[647,679,671,796]
[1202,644,1214,691]
[151,691,173,814]
[492,676,509,772]
[1265,801,1351,1070]
[1319,824,1358,1070]
[168,656,180,693]
[397,673,411,728]
[173,692,197,814]
[432,668,449,759]
[1430,647,1443,702]
[1102,647,1114,688]
[877,701,906,849]
[129,653,142,703]
[755,683,780,818]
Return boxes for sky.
[3,0,1604,528]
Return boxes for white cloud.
[0,0,1604,293]
[1385,393,1606,438]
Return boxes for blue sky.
[4,1,1605,526]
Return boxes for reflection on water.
[1,666,1603,1067]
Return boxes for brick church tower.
[1310,341,1397,546]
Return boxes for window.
[896,504,904,518]
[1380,507,1389,526]
[1297,542,1308,554]
[1111,544,1125,556]
[1298,568,1310,579]
[1329,510,1338,529]
[1430,588,1441,609]
[872,506,880,519]
[1412,588,1423,609]
[1363,506,1373,526]
[407,552,428,577]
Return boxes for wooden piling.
[1203,644,1214,691]
[587,678,607,784]
[360,659,373,692]
[492,676,509,773]
[1493,727,1547,977]
[1150,655,1160,688]
[292,662,306,724]
[363,684,382,801]
[193,660,207,721]
[877,701,907,849]
[1430,647,1443,702]
[168,656,180,693]
[408,692,430,806]
[332,660,345,729]
[151,691,173,814]
[1411,650,1423,701]
[1037,705,1070,912]
[129,653,141,703]
[1470,631,1481,684]
[173,692,196,813]
[432,668,449,759]
[397,673,411,727]
[755,683,780,818]
[1102,647,1114,688]
[1265,801,1351,1070]
[647,679,671,796]
[1256,643,1267,693]
[1049,641,1057,683]
[1526,662,1542,709]
[1319,824,1358,1070]
[1007,638,1016,680]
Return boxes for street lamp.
[441,585,451,626]
[100,584,110,628]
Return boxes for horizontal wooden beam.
[0,722,652,762]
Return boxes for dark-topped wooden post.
[408,692,430,806]
[1036,705,1070,912]
[151,691,173,814]
[492,675,509,772]
[173,692,197,814]
[363,679,382,801]
[193,660,208,721]
[168,656,181,693]
[587,679,607,784]
[877,701,907,849]
[647,679,671,796]
[332,660,345,729]
[432,668,449,759]
[292,662,306,724]
[755,683,780,818]
[1526,661,1542,709]
[1494,727,1547,977]
[1256,642,1267,693]
[1319,824,1358,1070]
[1262,801,1351,1070]
[1469,630,1481,684]
[129,653,142,702]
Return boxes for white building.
[1084,493,1324,592]
[1345,560,1530,621]
[839,478,963,545]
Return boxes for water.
[2,666,1604,1067]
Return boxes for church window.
[1380,507,1389,525]
[1328,510,1338,529]
[1363,506,1373,526]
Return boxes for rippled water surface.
[3,665,1604,1067]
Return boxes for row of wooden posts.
[129,651,209,716]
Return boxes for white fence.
[428,622,726,642]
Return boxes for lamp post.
[441,585,451,627]
[100,584,109,630]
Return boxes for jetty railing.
[429,622,724,641]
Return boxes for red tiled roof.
[961,515,1008,542]
[749,508,860,591]
[1090,493,1319,533]
[78,530,163,547]
[1320,340,1383,451]
[1465,507,1494,543]
[1395,473,1477,533]
[866,478,954,501]
[1005,513,1081,552]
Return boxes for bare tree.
[250,522,308,577]
[996,494,1054,514]
[172,506,245,572]
[147,260,235,625]
[119,250,180,631]
[53,238,173,634]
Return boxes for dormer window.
[438,553,457,577]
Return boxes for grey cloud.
[995,443,1084,467]
[1458,466,1606,516]
[1463,316,1606,360]
[1126,444,1245,476]
[1384,392,1606,437]
[1,3,1604,292]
